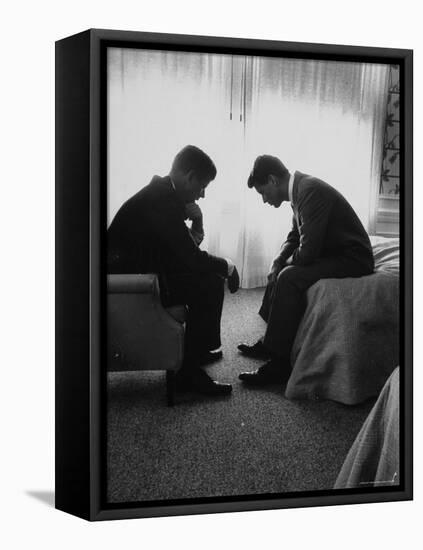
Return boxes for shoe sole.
[239,377,280,386]
[198,352,224,367]
[238,349,271,360]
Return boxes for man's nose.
[200,189,205,199]
[262,196,267,204]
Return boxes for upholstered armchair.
[107,274,186,405]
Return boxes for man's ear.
[185,169,196,184]
[269,174,277,186]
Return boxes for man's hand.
[190,229,204,245]
[267,256,294,283]
[228,266,240,293]
[185,202,203,221]
[267,261,283,284]
[185,202,204,245]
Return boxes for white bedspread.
[285,237,400,405]
[334,367,400,488]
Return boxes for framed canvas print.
[55,28,413,521]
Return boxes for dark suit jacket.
[275,172,374,270]
[108,176,228,278]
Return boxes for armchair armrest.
[107,273,185,373]
[107,273,160,295]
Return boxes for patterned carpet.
[107,287,374,503]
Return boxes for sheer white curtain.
[108,48,388,288]
[107,48,234,223]
[238,57,389,286]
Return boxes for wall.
[1,1,421,550]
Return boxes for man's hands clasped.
[267,256,293,284]
[267,261,282,284]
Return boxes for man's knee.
[202,272,225,297]
[208,271,224,286]
[275,265,317,293]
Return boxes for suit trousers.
[162,272,225,363]
[259,256,373,363]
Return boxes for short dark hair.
[171,145,217,181]
[247,155,289,188]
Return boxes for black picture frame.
[55,28,413,521]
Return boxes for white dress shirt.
[288,171,295,204]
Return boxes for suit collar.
[291,171,302,206]
[164,175,186,211]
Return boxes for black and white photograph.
[105,43,406,506]
[4,0,422,547]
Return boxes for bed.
[285,236,400,405]
[334,366,400,488]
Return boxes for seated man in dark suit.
[238,155,374,386]
[108,145,240,397]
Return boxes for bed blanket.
[334,367,400,488]
[285,237,399,405]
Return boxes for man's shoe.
[197,350,223,367]
[239,360,290,386]
[228,266,240,293]
[237,339,270,360]
[176,368,232,396]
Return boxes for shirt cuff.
[225,258,235,277]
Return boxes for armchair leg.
[166,371,175,406]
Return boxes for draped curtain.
[108,48,389,288]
